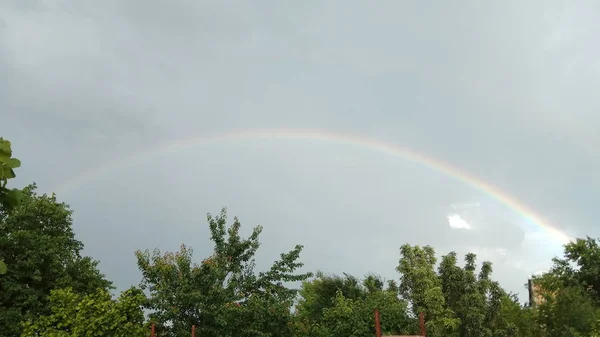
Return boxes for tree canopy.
[0,184,112,337]
[135,208,312,337]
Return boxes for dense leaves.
[0,137,22,214]
[0,185,111,337]
[21,287,148,337]
[135,208,312,337]
[295,274,414,337]
[0,137,22,275]
[296,271,371,325]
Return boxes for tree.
[495,294,539,337]
[0,184,112,337]
[545,237,600,304]
[294,273,414,337]
[135,208,312,337]
[437,252,508,337]
[536,285,599,337]
[295,271,370,325]
[396,244,457,336]
[397,245,524,337]
[21,287,148,337]
[0,137,22,275]
[530,238,600,336]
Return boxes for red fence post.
[151,323,155,337]
[419,312,426,336]
[191,325,196,337]
[374,309,382,337]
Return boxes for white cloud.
[447,214,472,230]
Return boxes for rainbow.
[54,128,573,244]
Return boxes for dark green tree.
[397,244,458,336]
[293,274,413,337]
[295,271,370,325]
[437,252,509,337]
[545,237,600,304]
[0,185,112,337]
[536,284,599,337]
[531,238,600,336]
[135,208,312,337]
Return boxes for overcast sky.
[2,0,600,302]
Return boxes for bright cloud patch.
[447,214,472,229]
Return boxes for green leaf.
[0,138,11,160]
[0,260,7,275]
[0,167,16,180]
[4,158,21,169]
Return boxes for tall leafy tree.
[397,245,525,337]
[0,137,22,275]
[437,252,507,337]
[396,244,457,336]
[495,293,539,337]
[531,237,600,336]
[135,208,312,337]
[542,237,600,304]
[535,285,599,337]
[0,184,112,337]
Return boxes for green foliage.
[530,237,600,336]
[296,271,370,324]
[536,285,599,337]
[135,208,312,337]
[0,137,22,213]
[0,184,112,337]
[318,288,413,337]
[294,273,414,337]
[21,287,148,337]
[396,245,541,337]
[396,244,454,336]
[0,137,22,275]
[496,294,539,336]
[549,237,600,303]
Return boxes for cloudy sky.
[2,0,600,301]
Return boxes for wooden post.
[151,323,155,337]
[191,325,196,337]
[419,312,426,336]
[374,309,382,337]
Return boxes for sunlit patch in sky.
[450,201,481,210]
[447,214,472,230]
[494,248,508,256]
[467,246,509,261]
